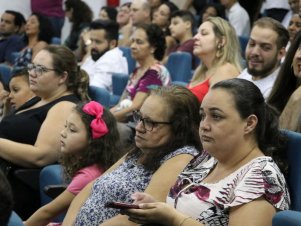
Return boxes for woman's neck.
[27,35,39,48]
[38,87,71,104]
[137,55,157,70]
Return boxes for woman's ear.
[244,114,258,134]
[59,71,69,85]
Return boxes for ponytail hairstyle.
[60,101,121,181]
[211,78,288,175]
[43,45,88,101]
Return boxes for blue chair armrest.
[273,210,301,226]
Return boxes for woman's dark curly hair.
[65,0,93,32]
[128,85,202,171]
[136,23,166,61]
[59,102,121,181]
[24,13,54,44]
[212,78,288,175]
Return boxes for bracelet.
[179,216,192,226]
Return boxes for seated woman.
[61,85,202,225]
[125,78,290,226]
[268,31,301,132]
[0,45,87,218]
[12,13,54,72]
[188,17,242,103]
[110,23,171,122]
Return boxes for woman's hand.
[131,192,157,204]
[124,202,181,225]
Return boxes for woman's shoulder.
[161,146,200,163]
[210,63,240,84]
[225,156,290,210]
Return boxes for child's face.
[169,16,189,40]
[60,111,89,154]
[9,76,34,109]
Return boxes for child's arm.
[24,189,75,226]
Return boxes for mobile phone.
[105,201,140,209]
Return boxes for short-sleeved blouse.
[126,63,170,100]
[167,152,290,226]
[74,146,199,226]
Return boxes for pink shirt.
[31,0,64,18]
[67,164,104,195]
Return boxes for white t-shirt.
[238,67,280,99]
[81,47,128,92]
[226,2,250,37]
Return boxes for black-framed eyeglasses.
[27,63,57,77]
[133,110,172,132]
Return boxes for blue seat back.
[166,52,193,84]
[284,130,301,211]
[51,37,61,45]
[238,36,249,58]
[119,47,136,74]
[88,86,111,108]
[110,72,129,106]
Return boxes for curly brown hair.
[59,102,121,182]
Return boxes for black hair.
[5,10,26,31]
[199,3,226,25]
[136,23,166,61]
[171,10,196,33]
[100,6,118,21]
[268,30,301,113]
[0,170,13,226]
[90,19,119,41]
[65,0,93,32]
[212,78,288,175]
[24,13,54,44]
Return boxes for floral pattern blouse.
[74,146,198,226]
[167,152,290,226]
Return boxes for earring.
[216,45,223,58]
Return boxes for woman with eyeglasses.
[62,85,201,226]
[0,45,88,219]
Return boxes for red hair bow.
[82,101,109,139]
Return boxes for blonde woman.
[188,17,242,102]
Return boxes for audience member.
[166,10,197,67]
[0,10,26,64]
[220,0,250,37]
[0,170,13,226]
[288,13,301,44]
[261,0,290,22]
[199,2,225,25]
[64,0,93,51]
[182,0,207,15]
[148,0,169,11]
[0,45,85,218]
[81,20,128,92]
[110,23,170,122]
[62,85,201,225]
[99,6,118,21]
[124,78,290,226]
[31,0,65,37]
[131,0,152,26]
[238,17,289,99]
[13,13,54,72]
[281,0,299,27]
[1,70,36,117]
[25,101,122,226]
[188,17,242,103]
[268,31,301,132]
[117,2,133,47]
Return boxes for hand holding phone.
[105,201,140,209]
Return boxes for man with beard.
[81,19,128,92]
[0,10,26,64]
[238,17,289,99]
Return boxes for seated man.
[0,10,26,65]
[80,19,128,92]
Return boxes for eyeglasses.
[133,110,172,132]
[27,63,57,77]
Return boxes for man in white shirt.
[238,17,289,99]
[220,0,250,37]
[81,20,128,92]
